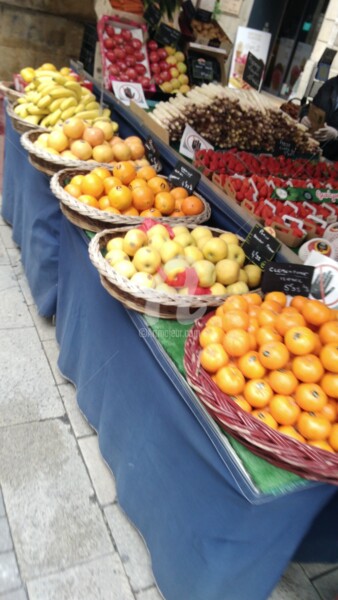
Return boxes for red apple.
[109,65,120,77]
[117,61,127,72]
[159,61,170,71]
[104,38,114,50]
[105,25,115,38]
[135,51,145,62]
[106,51,116,63]
[114,35,124,46]
[161,70,172,82]
[114,48,125,60]
[121,29,132,41]
[126,68,137,80]
[157,48,168,60]
[135,63,146,75]
[124,45,134,56]
[140,76,151,88]
[149,50,159,63]
[151,63,160,74]
[131,39,142,51]
[126,56,136,67]
[148,40,158,50]
[154,74,164,85]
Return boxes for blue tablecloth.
[55,217,337,600]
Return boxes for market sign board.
[228,27,271,90]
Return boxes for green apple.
[133,247,161,274]
[226,281,249,295]
[163,258,189,280]
[105,248,129,266]
[170,67,179,78]
[202,237,228,263]
[160,240,185,263]
[131,272,156,288]
[227,244,246,267]
[191,226,213,244]
[178,74,189,85]
[210,282,228,296]
[172,225,190,237]
[177,62,187,74]
[166,55,177,65]
[147,224,170,240]
[183,245,204,265]
[215,259,240,285]
[122,229,147,257]
[193,260,216,288]
[106,237,125,251]
[219,232,240,246]
[244,264,262,289]
[113,260,136,279]
[174,51,185,62]
[174,232,195,248]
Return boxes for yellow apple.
[172,225,190,237]
[210,282,228,296]
[191,226,213,244]
[219,232,240,246]
[35,132,50,148]
[122,229,147,257]
[113,260,136,279]
[227,244,246,267]
[226,281,249,295]
[196,235,213,251]
[147,224,170,241]
[131,272,156,288]
[239,269,249,283]
[106,237,125,251]
[215,259,240,285]
[160,240,185,263]
[174,232,195,248]
[105,248,129,266]
[148,234,168,252]
[244,264,262,289]
[178,286,190,295]
[163,258,189,280]
[202,237,228,263]
[183,246,204,265]
[153,272,164,286]
[156,282,177,294]
[133,247,161,274]
[193,260,216,288]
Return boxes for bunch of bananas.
[14,65,111,128]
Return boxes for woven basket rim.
[0,81,23,99]
[88,226,257,310]
[50,168,212,227]
[7,101,47,132]
[183,313,338,485]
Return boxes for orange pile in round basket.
[63,165,206,219]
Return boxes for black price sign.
[262,263,315,297]
[143,4,161,28]
[183,0,196,20]
[274,138,298,158]
[168,161,200,193]
[242,224,281,270]
[144,136,162,171]
[154,23,182,48]
[195,8,212,22]
[242,52,264,90]
[192,58,214,82]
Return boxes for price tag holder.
[262,263,315,297]
[242,51,264,90]
[168,161,201,194]
[154,24,182,48]
[242,224,281,270]
[274,138,297,158]
[143,4,162,28]
[112,81,148,109]
[195,8,213,22]
[179,124,214,159]
[144,136,162,172]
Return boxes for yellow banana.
[24,115,41,125]
[17,97,29,105]
[37,82,56,95]
[35,70,64,80]
[74,109,100,120]
[74,103,85,114]
[37,94,53,109]
[48,108,62,126]
[80,86,93,96]
[102,108,111,118]
[26,103,49,116]
[25,91,40,103]
[49,98,65,112]
[82,94,97,106]
[49,87,77,99]
[24,83,36,92]
[84,101,100,111]
[40,115,52,128]
[60,96,77,111]
[14,106,29,118]
[61,106,77,120]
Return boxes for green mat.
[144,315,309,496]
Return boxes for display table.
[55,216,337,600]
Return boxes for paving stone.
[0,494,5,517]
[0,518,12,553]
[0,265,32,329]
[136,586,164,600]
[0,552,21,595]
[0,233,9,266]
[58,383,93,439]
[0,420,113,580]
[301,562,338,578]
[0,226,17,251]
[28,304,55,341]
[0,327,64,427]
[269,563,321,599]
[312,568,338,600]
[42,339,67,385]
[104,504,155,593]
[26,554,135,600]
[78,436,117,506]
[0,587,28,599]
[7,249,34,307]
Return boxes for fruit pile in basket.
[14,64,106,128]
[102,223,262,294]
[33,118,151,165]
[199,292,338,452]
[147,40,190,94]
[65,166,207,219]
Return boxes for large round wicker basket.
[6,101,47,135]
[50,168,212,231]
[88,226,257,320]
[184,313,338,485]
[0,81,23,104]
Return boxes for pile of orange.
[63,163,205,218]
[199,291,338,453]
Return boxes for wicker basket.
[0,81,23,104]
[184,313,338,484]
[6,101,47,135]
[21,130,125,177]
[88,226,252,320]
[50,168,212,232]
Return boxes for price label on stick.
[168,161,201,194]
[144,136,162,172]
[262,263,315,297]
[154,23,182,48]
[242,224,281,270]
